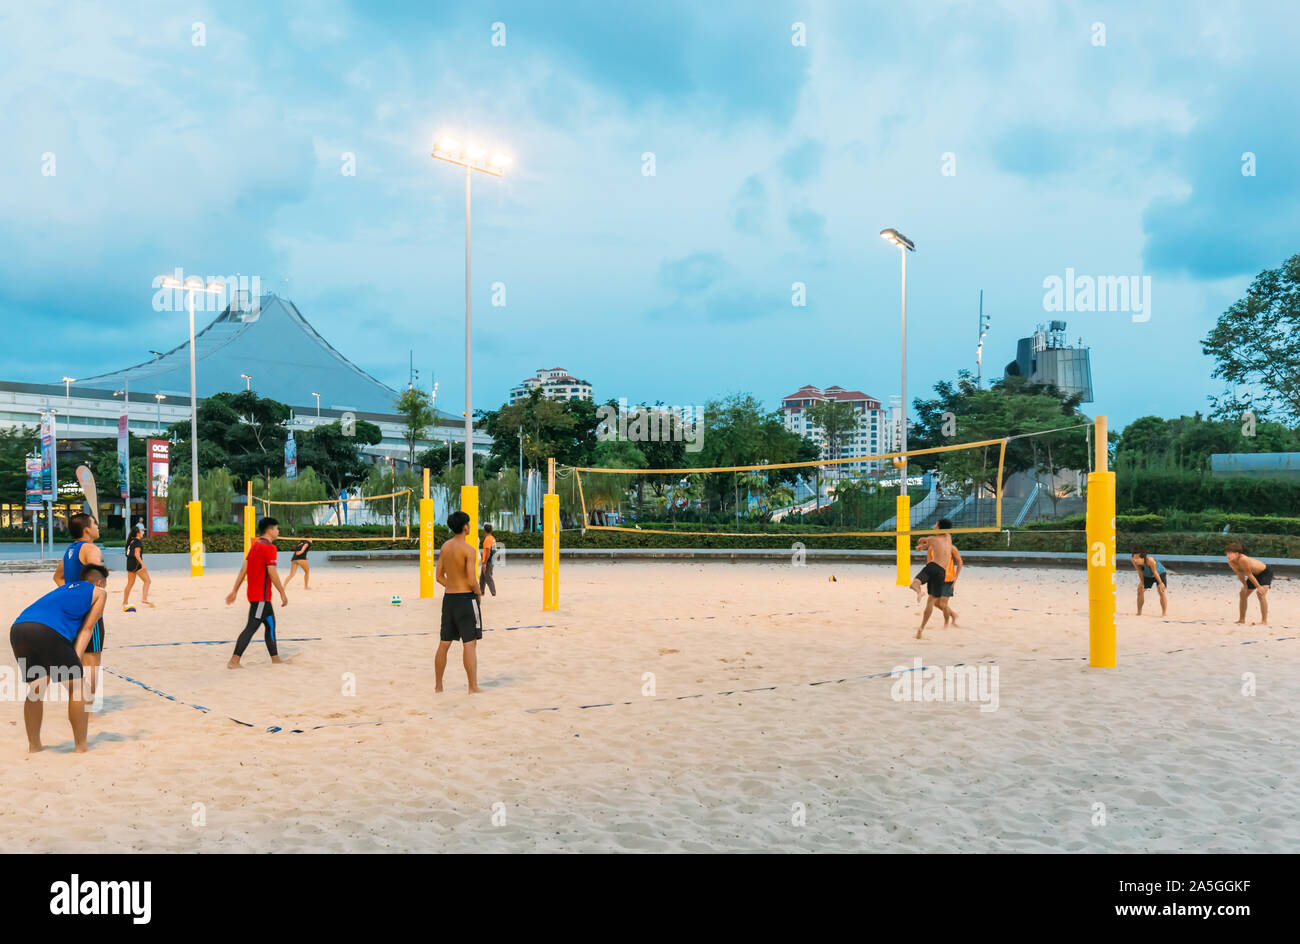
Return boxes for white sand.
[1,560,1296,852]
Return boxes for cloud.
[730,175,768,234]
[658,251,726,295]
[990,124,1076,177]
[786,207,825,246]
[1141,76,1300,279]
[779,137,824,184]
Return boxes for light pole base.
[188,500,204,577]
[895,494,911,586]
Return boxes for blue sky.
[1,0,1296,430]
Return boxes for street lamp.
[61,377,74,405]
[240,373,252,391]
[160,274,224,576]
[154,393,166,434]
[880,228,915,587]
[311,391,321,419]
[976,290,991,389]
[432,132,510,547]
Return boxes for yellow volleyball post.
[188,500,204,577]
[243,481,255,557]
[1086,415,1117,667]
[895,493,911,586]
[461,484,479,578]
[543,457,558,610]
[420,468,435,598]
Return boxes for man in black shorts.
[435,510,483,693]
[10,563,109,753]
[1226,541,1273,624]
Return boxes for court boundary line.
[99,634,1298,732]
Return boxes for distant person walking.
[479,524,497,597]
[122,522,153,609]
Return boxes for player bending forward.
[1226,541,1273,625]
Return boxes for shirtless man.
[1226,541,1272,625]
[435,510,483,693]
[910,518,959,639]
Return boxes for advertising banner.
[117,412,129,502]
[25,457,42,511]
[39,412,57,500]
[285,429,297,480]
[148,439,170,536]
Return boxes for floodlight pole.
[464,163,473,487]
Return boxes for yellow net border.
[252,489,415,543]
[569,438,1008,538]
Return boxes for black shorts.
[86,617,105,654]
[1142,573,1168,590]
[126,558,142,573]
[10,622,82,682]
[440,592,482,642]
[914,561,946,598]
[939,581,955,598]
[1245,567,1273,589]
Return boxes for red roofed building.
[780,384,893,472]
[509,366,593,404]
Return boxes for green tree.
[804,400,859,475]
[295,418,383,502]
[268,467,328,532]
[690,393,812,518]
[0,425,38,503]
[1203,253,1300,423]
[910,372,1089,498]
[417,439,468,476]
[83,432,148,502]
[394,387,436,467]
[167,468,237,526]
[480,388,600,472]
[168,390,291,487]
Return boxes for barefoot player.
[122,522,154,609]
[912,519,959,639]
[285,536,313,589]
[225,517,289,668]
[1226,542,1272,625]
[10,563,109,753]
[1130,546,1168,616]
[435,510,483,694]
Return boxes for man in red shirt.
[225,517,290,668]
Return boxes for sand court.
[1,560,1297,852]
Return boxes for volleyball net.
[567,437,1012,538]
[250,489,415,542]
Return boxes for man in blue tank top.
[54,512,107,694]
[10,563,110,753]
